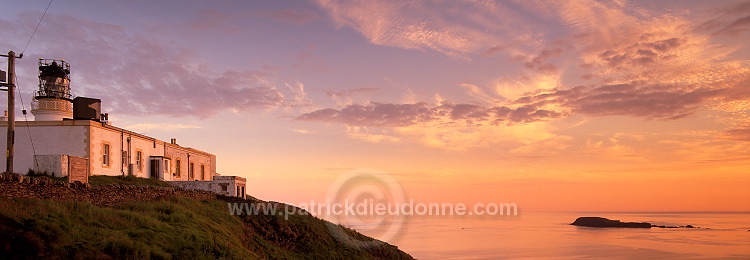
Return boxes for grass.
[233,200,411,259]
[25,174,175,188]
[87,175,174,187]
[0,196,414,259]
[4,175,412,259]
[0,197,256,259]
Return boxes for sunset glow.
[2,0,749,213]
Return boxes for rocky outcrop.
[571,217,704,229]
[651,224,700,229]
[571,217,652,228]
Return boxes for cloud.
[696,1,750,36]
[301,1,750,130]
[723,126,750,142]
[125,123,201,132]
[296,101,563,127]
[516,82,733,120]
[515,0,748,86]
[291,128,314,134]
[459,83,497,104]
[391,120,567,151]
[324,87,380,99]
[323,87,380,106]
[509,134,573,155]
[313,0,537,57]
[345,126,400,143]
[1,13,290,118]
[658,129,750,163]
[508,0,750,120]
[523,48,563,74]
[297,72,746,128]
[582,136,645,162]
[297,102,434,127]
[283,81,312,107]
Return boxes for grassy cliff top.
[0,176,414,259]
[87,175,176,187]
[38,174,176,187]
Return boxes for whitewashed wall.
[1,120,215,180]
[33,154,69,177]
[88,124,166,178]
[0,121,88,174]
[164,144,215,182]
[214,176,246,198]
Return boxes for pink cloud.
[298,70,749,127]
[323,87,379,99]
[696,1,750,36]
[298,1,750,129]
[314,0,536,57]
[2,13,289,118]
[296,101,562,127]
[723,126,750,142]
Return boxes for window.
[164,158,171,174]
[176,159,181,177]
[122,150,127,165]
[189,162,195,179]
[136,151,143,171]
[200,165,205,180]
[102,144,110,166]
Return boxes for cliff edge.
[0,174,414,259]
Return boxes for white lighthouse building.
[0,58,246,198]
[31,59,74,121]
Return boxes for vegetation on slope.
[27,173,175,188]
[87,175,175,187]
[0,197,255,259]
[0,176,413,259]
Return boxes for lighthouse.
[31,58,73,121]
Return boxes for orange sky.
[3,0,749,211]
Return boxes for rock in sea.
[571,217,652,228]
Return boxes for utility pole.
[0,51,22,174]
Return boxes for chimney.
[171,138,177,145]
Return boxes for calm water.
[355,212,750,259]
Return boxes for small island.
[571,217,652,228]
[571,217,702,229]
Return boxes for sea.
[353,212,750,259]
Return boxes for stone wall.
[170,180,215,192]
[0,173,216,206]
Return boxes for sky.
[1,0,749,212]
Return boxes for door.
[149,159,160,179]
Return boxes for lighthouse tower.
[31,59,73,121]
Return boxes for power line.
[21,0,53,56]
[14,71,39,172]
[4,0,51,173]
